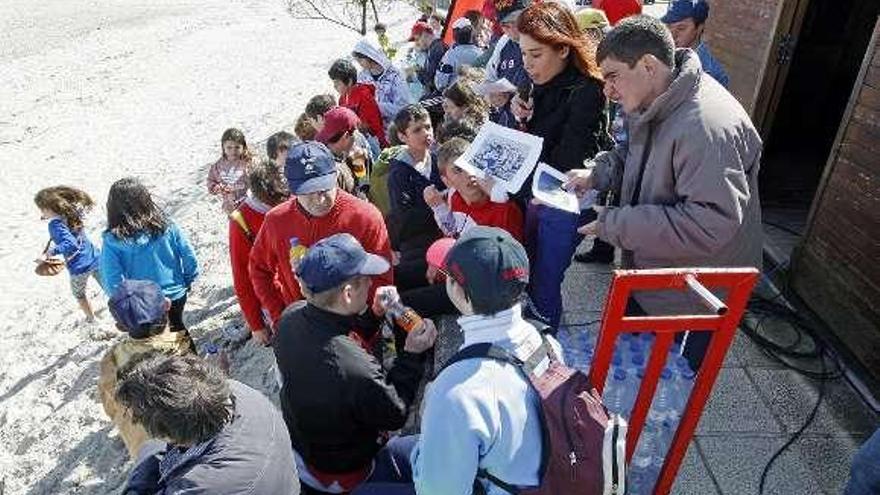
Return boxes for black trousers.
[169,294,187,331]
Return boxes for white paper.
[531,163,580,214]
[454,121,543,194]
[474,77,517,96]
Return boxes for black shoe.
[574,247,614,264]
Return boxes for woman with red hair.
[512,1,610,329]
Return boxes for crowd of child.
[29,0,835,494]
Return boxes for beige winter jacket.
[592,49,763,314]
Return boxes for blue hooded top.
[47,217,100,276]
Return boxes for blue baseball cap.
[662,0,710,24]
[285,141,338,195]
[109,279,167,338]
[295,233,390,294]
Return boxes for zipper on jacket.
[560,379,579,482]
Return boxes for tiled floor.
[559,245,879,495]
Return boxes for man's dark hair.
[305,94,337,119]
[116,353,233,446]
[393,104,430,136]
[437,137,470,173]
[328,59,358,86]
[266,131,295,160]
[597,15,676,68]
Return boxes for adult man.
[119,354,299,494]
[662,0,729,88]
[274,233,436,494]
[485,0,531,87]
[566,16,762,368]
[249,141,392,327]
[411,226,553,494]
[98,279,195,458]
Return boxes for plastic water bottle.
[674,358,697,415]
[604,368,635,418]
[647,368,676,424]
[203,342,230,374]
[630,352,646,374]
[629,422,662,495]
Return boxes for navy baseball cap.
[285,141,338,195]
[437,226,529,313]
[662,0,710,24]
[296,233,390,294]
[109,279,167,338]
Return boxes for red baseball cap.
[409,21,433,41]
[315,107,360,144]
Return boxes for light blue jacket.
[412,305,554,494]
[353,39,412,126]
[100,222,198,301]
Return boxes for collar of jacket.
[533,63,584,95]
[303,302,359,336]
[633,48,702,127]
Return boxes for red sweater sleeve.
[359,202,394,298]
[248,218,286,324]
[353,86,388,148]
[229,221,265,332]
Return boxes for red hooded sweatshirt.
[340,83,389,148]
[249,190,393,324]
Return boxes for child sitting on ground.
[423,137,524,241]
[229,159,289,346]
[97,279,195,458]
[207,128,253,214]
[34,186,103,323]
[328,58,389,151]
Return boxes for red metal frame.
[589,268,759,495]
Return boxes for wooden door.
[791,19,880,384]
[703,0,810,136]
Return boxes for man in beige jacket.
[566,15,763,369]
[98,279,194,457]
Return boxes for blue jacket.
[387,149,443,216]
[496,40,530,89]
[696,42,730,88]
[412,305,550,494]
[101,222,198,301]
[47,218,100,275]
[434,43,484,91]
[123,380,299,495]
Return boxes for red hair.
[517,2,603,81]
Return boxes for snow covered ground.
[0,1,415,493]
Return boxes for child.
[434,18,484,92]
[34,186,103,322]
[328,58,389,149]
[423,137,524,241]
[408,21,447,96]
[387,104,444,291]
[352,39,412,130]
[98,279,195,458]
[374,22,397,60]
[266,131,296,168]
[229,160,289,346]
[101,177,199,334]
[304,94,337,132]
[314,106,369,197]
[295,112,318,141]
[475,78,518,128]
[207,128,253,214]
[442,80,488,126]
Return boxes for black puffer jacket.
[526,64,609,174]
[274,302,425,474]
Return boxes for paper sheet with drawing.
[531,163,599,214]
[453,121,543,194]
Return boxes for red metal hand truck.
[590,268,759,495]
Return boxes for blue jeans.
[525,203,590,329]
[351,435,418,495]
[845,428,880,495]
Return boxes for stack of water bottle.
[556,328,697,495]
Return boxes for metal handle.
[685,274,728,316]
